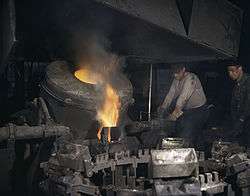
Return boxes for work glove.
[167,108,184,122]
[167,113,177,121]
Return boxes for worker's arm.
[172,75,196,117]
[161,79,177,110]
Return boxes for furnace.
[40,61,133,140]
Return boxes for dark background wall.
[230,0,250,70]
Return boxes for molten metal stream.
[97,127,111,143]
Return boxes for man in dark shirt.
[227,62,250,146]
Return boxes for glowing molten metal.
[74,68,101,84]
[74,68,121,143]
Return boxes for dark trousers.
[238,118,250,147]
[176,105,209,147]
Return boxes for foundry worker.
[158,64,208,145]
[226,61,250,146]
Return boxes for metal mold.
[161,137,189,149]
[151,148,198,178]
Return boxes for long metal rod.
[148,64,153,121]
[0,124,70,142]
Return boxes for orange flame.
[97,84,120,143]
[97,127,102,142]
[74,68,120,143]
[97,84,120,127]
[97,127,111,143]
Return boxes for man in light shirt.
[158,64,209,145]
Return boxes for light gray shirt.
[162,72,206,110]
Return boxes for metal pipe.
[148,64,153,121]
[0,123,70,142]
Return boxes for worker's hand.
[167,113,177,121]
[173,107,183,118]
[167,107,184,121]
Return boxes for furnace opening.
[74,68,102,85]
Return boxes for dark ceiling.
[228,0,249,9]
[227,0,250,68]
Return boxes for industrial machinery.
[40,61,134,139]
[0,0,247,196]
[39,133,250,196]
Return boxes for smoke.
[73,30,123,86]
[71,29,127,126]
